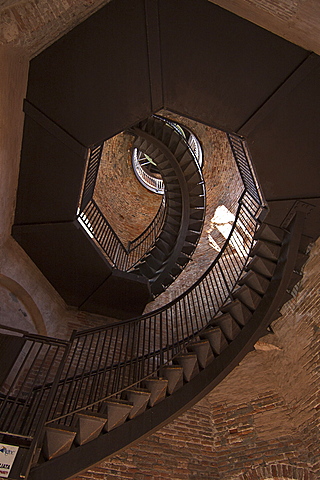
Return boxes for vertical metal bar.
[20,337,73,480]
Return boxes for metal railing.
[80,144,103,210]
[41,189,262,428]
[78,197,166,270]
[77,116,204,271]
[132,147,164,194]
[131,117,203,194]
[0,134,266,474]
[77,145,166,270]
[228,133,265,206]
[0,330,69,439]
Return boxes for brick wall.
[94,132,162,246]
[0,0,112,57]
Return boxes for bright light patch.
[207,204,249,257]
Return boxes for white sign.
[0,444,19,478]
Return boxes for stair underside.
[28,214,308,480]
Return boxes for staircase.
[0,193,312,480]
[20,210,308,480]
[130,115,205,296]
[2,127,313,480]
[76,115,206,300]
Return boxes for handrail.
[78,197,166,270]
[131,116,203,194]
[77,115,204,272]
[228,133,265,206]
[43,191,263,426]
[132,147,164,194]
[0,133,267,470]
[77,141,167,270]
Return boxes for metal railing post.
[19,333,75,479]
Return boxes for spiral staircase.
[130,115,205,296]
[2,0,320,479]
[1,125,313,480]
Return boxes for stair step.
[73,411,107,446]
[184,171,203,185]
[188,220,203,232]
[166,214,182,227]
[299,234,313,254]
[185,232,201,245]
[162,365,184,394]
[176,256,190,268]
[212,313,241,341]
[143,378,168,406]
[145,145,157,159]
[269,310,282,323]
[161,126,173,145]
[246,255,277,278]
[188,182,205,196]
[138,262,155,279]
[181,159,197,177]
[139,139,149,152]
[189,207,205,220]
[100,399,133,432]
[238,270,270,294]
[288,271,303,290]
[181,244,196,256]
[154,154,169,169]
[152,246,168,261]
[168,133,180,151]
[133,137,143,149]
[156,238,171,254]
[200,326,228,355]
[221,299,252,326]
[170,264,183,277]
[232,285,262,310]
[295,251,309,272]
[168,198,183,209]
[42,424,77,461]
[189,194,205,208]
[124,388,151,418]
[187,339,214,368]
[254,223,284,244]
[145,254,162,271]
[174,141,188,158]
[173,353,199,381]
[165,175,180,185]
[151,282,165,296]
[250,240,281,261]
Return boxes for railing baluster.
[0,133,268,448]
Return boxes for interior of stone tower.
[0,1,320,480]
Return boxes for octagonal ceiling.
[12,0,320,317]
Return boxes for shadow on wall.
[0,274,47,335]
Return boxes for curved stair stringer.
[129,125,205,296]
[28,211,307,480]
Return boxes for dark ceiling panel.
[81,269,152,319]
[159,0,308,132]
[242,62,320,202]
[27,0,153,146]
[15,115,87,225]
[12,222,112,307]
